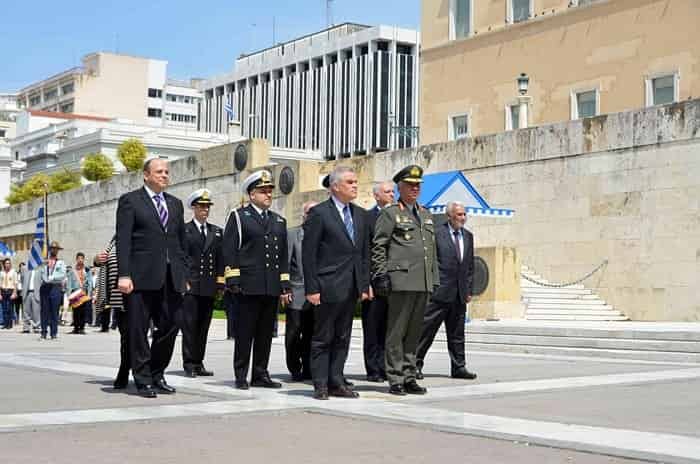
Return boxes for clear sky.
[0,0,420,92]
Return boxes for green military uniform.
[371,166,439,390]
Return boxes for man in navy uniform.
[416,201,477,380]
[181,189,224,378]
[223,170,292,390]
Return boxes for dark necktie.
[261,210,269,226]
[412,206,421,224]
[453,230,462,262]
[343,205,354,243]
[200,224,206,244]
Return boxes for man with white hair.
[416,201,477,380]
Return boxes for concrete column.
[518,95,531,129]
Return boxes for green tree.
[82,153,114,181]
[5,173,51,205]
[117,138,147,172]
[49,169,82,193]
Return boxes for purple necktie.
[153,195,168,229]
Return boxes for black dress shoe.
[154,379,176,394]
[251,376,282,388]
[452,368,477,380]
[235,380,249,390]
[404,380,427,395]
[136,385,157,398]
[183,369,197,378]
[343,377,354,387]
[366,374,384,383]
[113,372,129,389]
[195,366,214,376]
[329,385,359,398]
[313,386,329,400]
[415,368,424,380]
[389,384,407,396]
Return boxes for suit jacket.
[431,223,475,304]
[222,204,290,296]
[116,187,188,293]
[184,220,224,297]
[22,268,43,303]
[287,228,308,310]
[302,198,370,304]
[371,200,440,293]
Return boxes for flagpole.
[43,184,49,259]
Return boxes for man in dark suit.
[223,170,291,390]
[116,158,188,398]
[416,201,477,380]
[362,181,394,382]
[303,166,370,400]
[285,200,317,381]
[181,189,224,378]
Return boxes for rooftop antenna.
[326,0,334,28]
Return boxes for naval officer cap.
[187,188,214,209]
[242,169,275,194]
[393,165,424,184]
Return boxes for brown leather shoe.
[329,385,359,398]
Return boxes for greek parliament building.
[199,23,420,159]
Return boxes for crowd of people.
[2,158,478,400]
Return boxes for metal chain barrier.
[521,260,608,288]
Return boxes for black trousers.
[310,293,356,388]
[115,309,130,379]
[181,294,214,370]
[361,296,388,377]
[416,298,467,374]
[285,303,314,376]
[234,294,277,381]
[125,268,181,386]
[73,301,91,332]
[100,307,112,331]
[224,292,237,339]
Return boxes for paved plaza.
[1,320,699,463]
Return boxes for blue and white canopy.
[0,241,15,258]
[417,171,515,218]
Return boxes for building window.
[147,108,162,117]
[508,0,532,23]
[506,104,520,130]
[148,88,163,98]
[60,101,74,113]
[61,82,74,95]
[0,129,5,138]
[449,114,470,140]
[29,95,41,106]
[571,89,599,119]
[449,0,472,40]
[646,73,678,106]
[44,88,58,101]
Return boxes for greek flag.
[28,207,45,270]
[224,94,234,121]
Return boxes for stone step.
[464,323,700,342]
[525,314,629,321]
[521,281,587,290]
[526,303,614,311]
[466,333,700,353]
[464,342,700,363]
[525,297,608,305]
[527,308,622,316]
[523,288,595,296]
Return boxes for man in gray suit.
[285,201,317,381]
[21,265,43,333]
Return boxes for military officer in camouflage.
[371,165,439,396]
